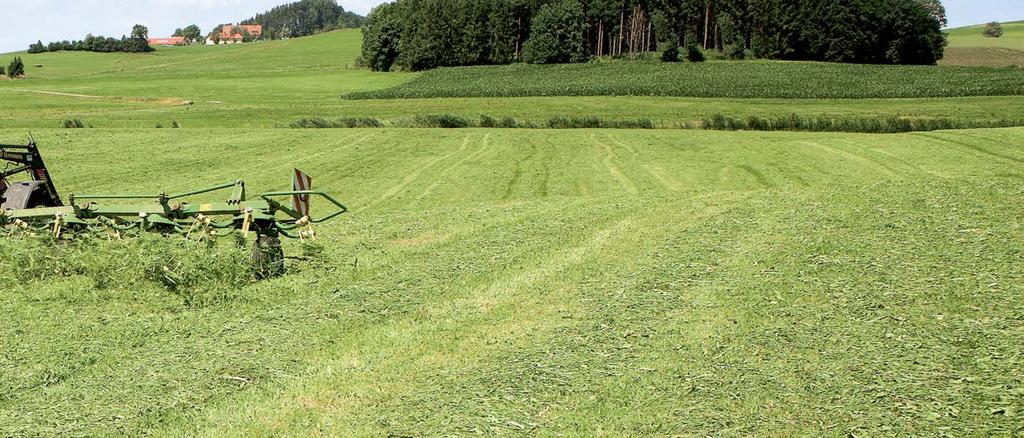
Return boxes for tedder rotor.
[0,136,348,277]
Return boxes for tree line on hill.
[361,0,947,71]
[241,0,365,39]
[27,25,153,53]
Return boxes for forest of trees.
[241,0,366,39]
[27,25,154,54]
[361,0,947,71]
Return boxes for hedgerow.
[700,114,1024,133]
[288,113,1023,133]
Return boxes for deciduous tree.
[984,22,1004,38]
[523,0,588,64]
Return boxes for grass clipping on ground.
[0,235,255,306]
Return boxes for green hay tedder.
[0,137,348,276]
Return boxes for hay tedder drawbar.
[0,137,348,276]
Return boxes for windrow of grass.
[0,235,258,307]
[288,115,656,130]
[699,113,1024,133]
[288,113,1024,133]
[344,62,1024,100]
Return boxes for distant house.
[208,24,263,44]
[148,37,186,46]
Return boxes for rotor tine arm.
[259,191,348,224]
[166,180,245,201]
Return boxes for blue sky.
[0,0,1021,53]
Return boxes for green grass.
[4,91,1024,129]
[2,22,1024,436]
[946,20,1024,50]
[1,128,1023,435]
[942,20,1024,67]
[345,62,1024,100]
[3,29,1024,129]
[0,30,416,129]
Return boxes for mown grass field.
[2,128,1023,435]
[2,21,1024,436]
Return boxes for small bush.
[477,115,519,128]
[171,120,181,128]
[498,116,519,128]
[412,113,470,128]
[155,122,164,128]
[547,116,600,129]
[289,117,383,128]
[661,43,680,62]
[984,22,1004,38]
[701,113,1024,133]
[685,44,705,62]
[290,117,332,128]
[333,117,383,128]
[7,56,25,78]
[605,118,655,129]
[60,118,85,129]
[479,115,497,128]
[728,45,746,60]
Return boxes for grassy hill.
[1,26,1024,436]
[942,20,1024,66]
[1,29,1023,129]
[947,20,1024,49]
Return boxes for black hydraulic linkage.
[0,136,63,208]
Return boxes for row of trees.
[361,0,947,71]
[27,25,153,53]
[241,0,365,40]
[172,25,204,44]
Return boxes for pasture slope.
[942,20,1024,66]
[0,30,1022,129]
[1,27,1023,437]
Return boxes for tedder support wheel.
[251,235,285,279]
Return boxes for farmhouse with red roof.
[147,37,186,46]
[209,24,262,44]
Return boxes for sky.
[0,0,1021,54]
